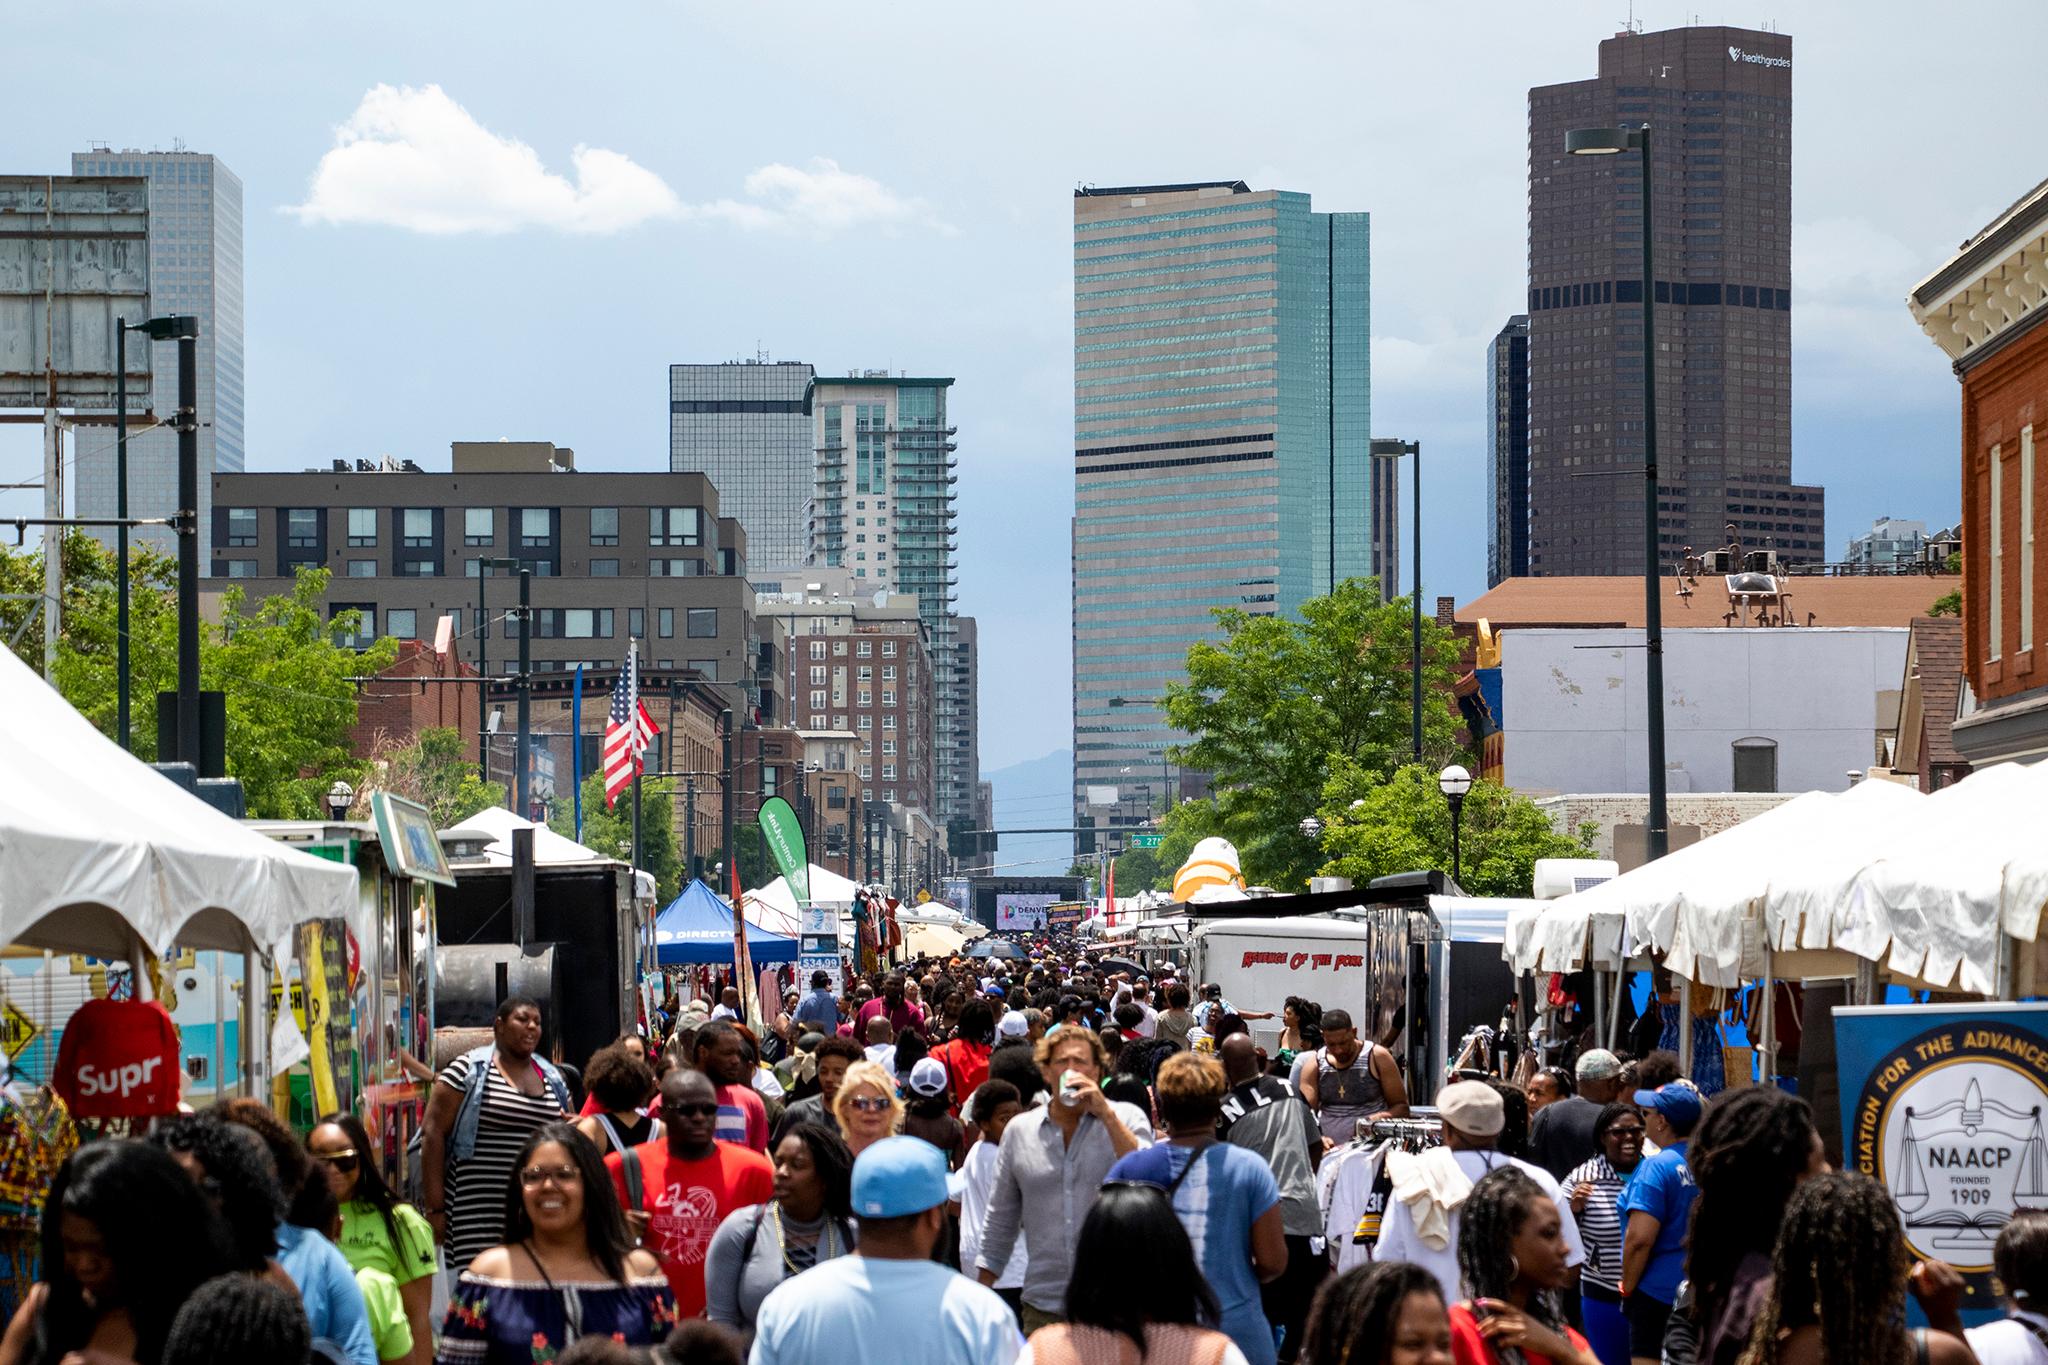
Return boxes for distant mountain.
[981,748,1076,876]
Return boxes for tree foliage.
[549,771,681,901]
[365,727,504,828]
[1316,760,1596,898]
[1160,578,1465,890]
[1,536,393,818]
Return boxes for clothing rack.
[1361,1115,1442,1147]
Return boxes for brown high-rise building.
[1525,26,1823,577]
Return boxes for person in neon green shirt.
[311,1114,437,1365]
[355,1266,414,1363]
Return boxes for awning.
[654,879,798,965]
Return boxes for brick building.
[350,640,480,764]
[1910,178,2048,767]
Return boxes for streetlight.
[1299,815,1324,841]
[1369,438,1423,763]
[326,779,355,822]
[1438,764,1472,884]
[1567,121,1669,863]
[112,315,192,752]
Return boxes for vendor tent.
[903,922,970,958]
[0,645,359,960]
[744,864,863,937]
[654,880,797,966]
[449,806,657,906]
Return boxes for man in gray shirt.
[975,1027,1153,1333]
[1218,1035,1325,1364]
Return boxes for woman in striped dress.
[421,998,573,1270]
[1564,1102,1645,1365]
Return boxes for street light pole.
[1568,122,1668,861]
[515,565,532,817]
[115,323,130,751]
[1438,764,1471,886]
[169,316,201,771]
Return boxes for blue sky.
[5,2,2042,771]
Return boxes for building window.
[651,507,702,546]
[348,508,377,546]
[590,506,619,546]
[397,560,441,577]
[858,688,872,706]
[882,665,896,680]
[225,508,258,546]
[858,641,872,657]
[810,665,827,685]
[520,508,551,547]
[858,716,872,731]
[810,640,827,660]
[882,763,897,780]
[882,739,897,755]
[763,765,780,800]
[858,666,872,682]
[658,609,674,639]
[591,559,620,576]
[883,715,896,731]
[347,560,376,578]
[688,659,718,679]
[402,508,434,547]
[561,608,612,639]
[465,507,494,545]
[833,714,847,730]
[628,608,645,639]
[1732,737,1778,793]
[220,559,256,578]
[388,608,418,640]
[330,604,376,649]
[651,559,700,577]
[286,508,319,548]
[686,608,717,638]
[860,764,873,780]
[1992,443,2005,662]
[882,688,895,705]
[2025,427,2036,654]
[810,690,827,711]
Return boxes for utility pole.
[114,325,129,745]
[514,566,532,817]
[685,777,697,881]
[720,707,736,894]
[172,316,201,768]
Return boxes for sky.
[5,1,2043,773]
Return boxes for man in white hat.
[1374,1080,1585,1304]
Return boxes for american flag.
[603,644,661,808]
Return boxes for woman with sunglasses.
[437,1123,675,1364]
[831,1059,903,1160]
[311,1113,438,1365]
[1563,1103,1644,1365]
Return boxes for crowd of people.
[2,947,2041,1365]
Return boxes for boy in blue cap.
[1620,1082,1703,1365]
[751,1135,1021,1365]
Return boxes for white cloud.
[290,87,944,239]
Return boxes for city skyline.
[1,3,2036,771]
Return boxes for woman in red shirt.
[927,999,995,1116]
[1450,1167,1598,1365]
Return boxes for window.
[658,609,674,638]
[810,690,827,711]
[882,739,897,755]
[445,608,462,638]
[858,688,872,706]
[628,608,645,639]
[858,716,872,731]
[882,689,895,705]
[688,659,717,678]
[882,665,896,680]
[651,559,700,577]
[882,715,896,731]
[858,666,872,681]
[810,665,828,685]
[397,560,441,577]
[346,560,376,578]
[657,659,673,669]
[2025,427,2036,654]
[686,608,717,638]
[884,789,896,803]
[810,640,827,660]
[221,558,256,578]
[347,508,377,546]
[590,559,620,576]
[833,714,847,730]
[882,764,897,780]
[286,508,319,548]
[1732,737,1778,793]
[520,508,551,546]
[330,604,376,649]
[225,508,258,546]
[402,508,434,547]
[763,765,780,800]
[589,507,619,546]
[860,740,873,756]
[858,641,872,657]
[465,508,494,545]
[860,764,873,780]
[1993,443,2006,662]
[387,609,418,640]
[881,641,896,657]
[561,608,612,639]
[651,507,702,546]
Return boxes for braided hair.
[1297,1260,1444,1365]
[1737,1172,1912,1365]
[160,1274,311,1365]
[1458,1166,1567,1330]
[1687,1087,1818,1328]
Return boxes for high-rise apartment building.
[806,374,972,823]
[952,614,981,837]
[1371,449,1400,602]
[1487,316,1532,586]
[70,148,243,557]
[1525,28,1823,576]
[669,360,816,568]
[1845,516,1929,569]
[1071,182,1371,824]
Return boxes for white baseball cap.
[908,1056,949,1097]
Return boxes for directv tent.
[656,880,797,966]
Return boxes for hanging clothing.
[1315,1141,1389,1272]
[1655,1004,1727,1096]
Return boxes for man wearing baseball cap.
[751,1135,1022,1365]
[1375,1079,1586,1304]
[1620,1082,1702,1365]
[1528,1049,1628,1181]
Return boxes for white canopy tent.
[742,864,864,938]
[447,806,658,908]
[0,645,360,962]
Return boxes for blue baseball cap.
[851,1136,951,1218]
[1632,1082,1703,1127]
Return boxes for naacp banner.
[1835,1002,2048,1322]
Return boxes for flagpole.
[572,664,585,841]
[629,644,643,884]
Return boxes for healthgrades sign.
[1835,1002,2048,1323]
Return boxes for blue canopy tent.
[655,879,798,966]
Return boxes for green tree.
[1315,760,1597,898]
[1162,578,1465,890]
[550,771,681,900]
[367,727,505,827]
[2,537,392,818]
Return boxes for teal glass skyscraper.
[1071,182,1371,833]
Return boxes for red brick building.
[350,639,479,763]
[1911,179,2048,765]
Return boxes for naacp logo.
[1853,1022,2048,1283]
[1727,46,1792,69]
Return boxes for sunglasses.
[1606,1126,1646,1139]
[312,1149,361,1173]
[666,1101,720,1118]
[849,1095,893,1113]
[519,1164,581,1188]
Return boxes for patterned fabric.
[433,1269,676,1364]
[1655,1005,1726,1096]
[439,1054,568,1268]
[1564,1154,1629,1292]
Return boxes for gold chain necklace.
[769,1202,836,1276]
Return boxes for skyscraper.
[69,148,243,557]
[1071,182,1371,825]
[668,360,816,567]
[1487,316,1531,586]
[807,373,972,824]
[1525,28,1823,576]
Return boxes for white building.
[1845,516,1928,568]
[1501,627,1908,796]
